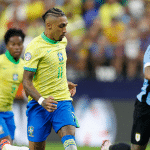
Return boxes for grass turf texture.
[46,142,99,150]
[45,142,150,150]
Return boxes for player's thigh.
[131,143,147,150]
[29,140,46,150]
[131,115,150,146]
[0,116,14,142]
[131,100,150,146]
[57,125,76,138]
[52,101,79,134]
[27,100,53,142]
[5,115,16,141]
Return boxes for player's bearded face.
[6,36,23,60]
[53,16,68,41]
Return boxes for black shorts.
[131,99,150,145]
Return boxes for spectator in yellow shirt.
[99,0,124,28]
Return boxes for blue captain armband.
[24,67,37,72]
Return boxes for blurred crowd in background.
[0,0,149,82]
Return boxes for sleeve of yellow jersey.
[24,43,41,72]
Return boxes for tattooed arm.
[23,70,57,112]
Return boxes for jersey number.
[58,67,63,78]
[11,84,17,93]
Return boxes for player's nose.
[14,44,20,50]
[63,27,67,33]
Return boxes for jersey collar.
[5,50,20,64]
[41,32,59,44]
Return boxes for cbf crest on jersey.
[135,133,141,142]
[57,52,63,61]
[13,74,18,81]
[28,126,34,137]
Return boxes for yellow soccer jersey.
[24,32,72,101]
[0,51,24,111]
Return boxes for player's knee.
[61,135,77,150]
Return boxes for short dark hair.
[4,28,25,45]
[42,7,65,22]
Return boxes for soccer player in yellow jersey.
[23,8,79,150]
[0,29,25,144]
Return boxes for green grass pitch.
[46,142,100,150]
[45,142,150,150]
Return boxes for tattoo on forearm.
[23,80,40,101]
[23,71,41,101]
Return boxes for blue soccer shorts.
[0,111,16,140]
[26,100,79,142]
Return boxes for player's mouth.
[58,34,65,41]
[61,34,65,37]
[61,35,65,38]
[14,51,21,55]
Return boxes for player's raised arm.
[23,70,57,112]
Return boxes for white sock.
[65,145,77,150]
[2,144,29,150]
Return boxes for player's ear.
[47,23,52,29]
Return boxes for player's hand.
[69,87,76,97]
[68,81,78,97]
[41,96,58,112]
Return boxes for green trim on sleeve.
[24,67,37,72]
[41,32,60,44]
[5,50,20,64]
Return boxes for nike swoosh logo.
[47,50,51,53]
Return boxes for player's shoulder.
[0,53,5,58]
[27,35,41,46]
[25,35,44,57]
[0,54,6,63]
[26,34,44,50]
